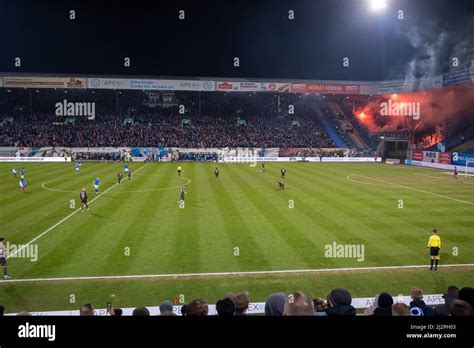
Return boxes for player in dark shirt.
[0,237,10,280]
[128,169,132,181]
[117,171,123,184]
[262,163,265,172]
[80,188,89,211]
[277,180,286,190]
[281,167,286,179]
[214,167,220,180]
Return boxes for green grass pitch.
[0,161,473,312]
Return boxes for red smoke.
[353,85,474,138]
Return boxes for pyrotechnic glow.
[352,85,474,135]
[422,133,442,147]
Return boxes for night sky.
[0,0,472,81]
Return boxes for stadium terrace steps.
[339,100,377,149]
[326,102,368,149]
[451,139,474,154]
[310,101,347,148]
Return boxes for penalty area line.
[3,263,474,283]
[335,168,474,206]
[7,163,150,259]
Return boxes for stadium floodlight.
[369,0,387,12]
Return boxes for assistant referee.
[427,229,441,271]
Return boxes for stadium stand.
[428,125,474,152]
[0,90,338,148]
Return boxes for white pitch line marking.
[7,163,150,259]
[2,263,473,283]
[346,174,398,187]
[336,168,474,206]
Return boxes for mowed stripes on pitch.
[0,163,118,243]
[9,163,151,276]
[3,162,474,279]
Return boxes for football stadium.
[0,0,473,345]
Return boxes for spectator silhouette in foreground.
[185,299,208,316]
[79,304,95,316]
[265,293,286,316]
[392,303,410,316]
[409,287,434,316]
[450,300,472,316]
[325,288,356,316]
[283,292,314,316]
[216,298,235,316]
[234,291,250,316]
[373,292,394,316]
[313,297,328,316]
[109,308,123,316]
[159,300,176,316]
[434,285,459,316]
[458,287,474,316]
[132,307,150,316]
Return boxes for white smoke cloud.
[400,16,474,85]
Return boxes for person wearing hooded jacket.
[373,292,394,316]
[364,293,394,316]
[325,288,356,316]
[264,293,286,316]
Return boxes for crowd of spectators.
[280,148,375,158]
[0,112,335,149]
[0,91,337,149]
[3,285,472,317]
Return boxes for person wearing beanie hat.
[159,300,175,316]
[325,288,356,316]
[216,298,235,316]
[264,293,286,316]
[373,292,394,316]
